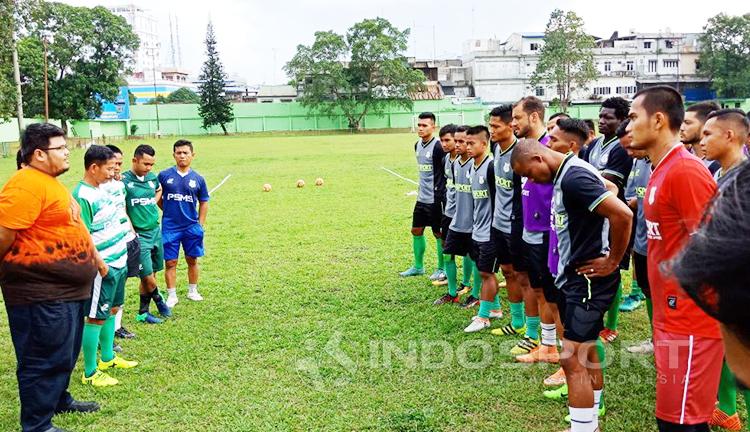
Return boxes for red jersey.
[644,144,720,339]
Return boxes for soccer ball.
[315,178,324,186]
[296,179,305,188]
[262,183,272,192]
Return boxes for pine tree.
[198,21,233,134]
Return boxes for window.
[695,60,702,71]
[475,40,481,47]
[616,86,623,94]
[604,61,611,72]
[594,87,611,96]
[665,40,674,49]
[626,61,634,71]
[617,86,636,94]
[530,43,539,51]
[663,59,679,68]
[627,86,637,94]
[644,41,652,49]
[535,86,545,97]
[648,60,657,73]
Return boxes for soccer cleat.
[457,284,471,296]
[510,336,540,356]
[55,399,100,414]
[471,310,503,320]
[136,312,163,324]
[461,295,480,309]
[710,408,743,430]
[400,266,425,277]
[544,368,566,387]
[113,343,122,353]
[599,328,619,343]
[114,327,135,339]
[543,384,568,400]
[627,339,654,354]
[516,344,560,364]
[491,324,526,337]
[431,278,449,287]
[98,354,138,371]
[166,294,179,308]
[155,299,172,318]
[464,316,491,333]
[81,370,119,387]
[187,289,204,301]
[429,269,446,281]
[565,406,606,423]
[619,294,644,312]
[433,293,460,306]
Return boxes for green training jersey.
[121,170,161,232]
[72,181,128,269]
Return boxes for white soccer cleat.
[187,290,204,302]
[464,317,491,333]
[627,339,654,354]
[166,294,179,308]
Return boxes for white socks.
[593,389,603,427]
[569,407,595,432]
[167,288,177,296]
[188,284,198,293]
[541,323,557,347]
[115,308,123,330]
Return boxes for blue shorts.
[162,224,205,261]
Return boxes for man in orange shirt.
[0,123,101,432]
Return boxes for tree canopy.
[699,13,750,99]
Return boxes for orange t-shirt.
[0,167,98,305]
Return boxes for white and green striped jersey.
[73,181,129,269]
[101,179,135,242]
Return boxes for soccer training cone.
[315,178,324,186]
[262,183,272,192]
[296,179,305,188]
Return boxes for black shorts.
[126,237,141,278]
[443,229,472,257]
[524,234,557,304]
[412,201,442,234]
[441,215,452,240]
[493,224,527,272]
[560,270,620,342]
[633,252,650,299]
[470,239,499,274]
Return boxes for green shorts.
[137,226,165,278]
[86,265,128,320]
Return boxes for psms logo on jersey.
[189,179,197,189]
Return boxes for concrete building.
[110,5,161,81]
[462,31,713,104]
[257,85,298,103]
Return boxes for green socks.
[82,322,103,377]
[445,256,458,297]
[629,278,643,298]
[99,315,116,363]
[492,294,501,310]
[605,281,623,331]
[412,235,426,270]
[471,265,481,298]
[646,298,653,324]
[510,302,525,330]
[718,361,738,415]
[526,315,540,340]
[462,255,475,287]
[478,300,493,319]
[436,238,444,270]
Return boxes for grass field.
[0,132,712,431]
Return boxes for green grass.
[0,133,669,431]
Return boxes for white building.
[463,31,713,104]
[109,4,161,81]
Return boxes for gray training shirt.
[443,154,459,217]
[449,157,475,234]
[625,158,651,256]
[415,137,445,204]
[492,139,522,234]
[471,154,496,242]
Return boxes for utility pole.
[12,36,23,135]
[150,44,161,137]
[43,38,49,122]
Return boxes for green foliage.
[285,17,425,130]
[530,9,598,112]
[166,87,200,104]
[128,90,136,105]
[129,123,138,135]
[16,1,138,130]
[0,0,19,121]
[197,21,234,135]
[699,13,750,98]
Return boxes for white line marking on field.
[380,167,418,186]
[210,174,232,195]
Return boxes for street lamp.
[148,42,161,137]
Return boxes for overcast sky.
[60,0,748,85]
